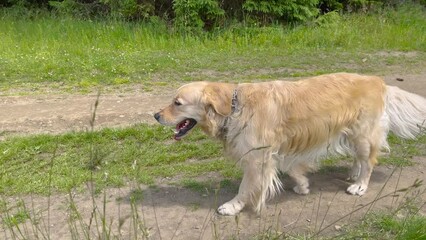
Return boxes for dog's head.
[154,82,236,140]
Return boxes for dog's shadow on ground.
[118,164,390,212]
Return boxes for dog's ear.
[203,84,233,116]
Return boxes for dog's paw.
[346,183,367,196]
[217,201,244,216]
[293,185,310,195]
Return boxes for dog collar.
[219,88,238,141]
[231,88,238,113]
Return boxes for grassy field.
[0,5,425,94]
[0,126,234,195]
[1,3,426,239]
[0,126,424,195]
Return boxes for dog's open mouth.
[174,118,197,140]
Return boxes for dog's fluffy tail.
[384,86,426,139]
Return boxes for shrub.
[173,0,224,32]
[1,0,425,31]
[243,0,320,24]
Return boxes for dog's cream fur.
[154,73,426,215]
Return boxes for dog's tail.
[384,86,426,139]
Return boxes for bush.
[243,0,320,24]
[173,0,225,32]
[1,0,425,31]
[100,0,155,19]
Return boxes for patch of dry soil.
[0,92,174,138]
[1,73,425,239]
[1,73,425,137]
[1,157,425,239]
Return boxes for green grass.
[2,210,31,228]
[381,134,426,166]
[338,207,426,239]
[0,199,31,228]
[0,124,424,196]
[0,4,425,94]
[370,214,426,239]
[0,125,235,195]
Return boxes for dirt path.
[1,73,426,137]
[1,73,426,239]
[0,91,174,138]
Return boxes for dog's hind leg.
[217,151,281,215]
[288,163,310,195]
[346,125,381,196]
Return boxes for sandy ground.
[1,73,425,239]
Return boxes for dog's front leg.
[217,155,280,215]
[217,166,255,215]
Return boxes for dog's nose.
[154,112,160,121]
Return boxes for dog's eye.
[174,100,182,106]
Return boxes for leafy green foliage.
[48,0,157,19]
[173,0,225,32]
[104,0,155,19]
[243,0,320,24]
[3,0,425,32]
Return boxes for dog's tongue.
[174,135,182,141]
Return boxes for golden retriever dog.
[154,73,426,216]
